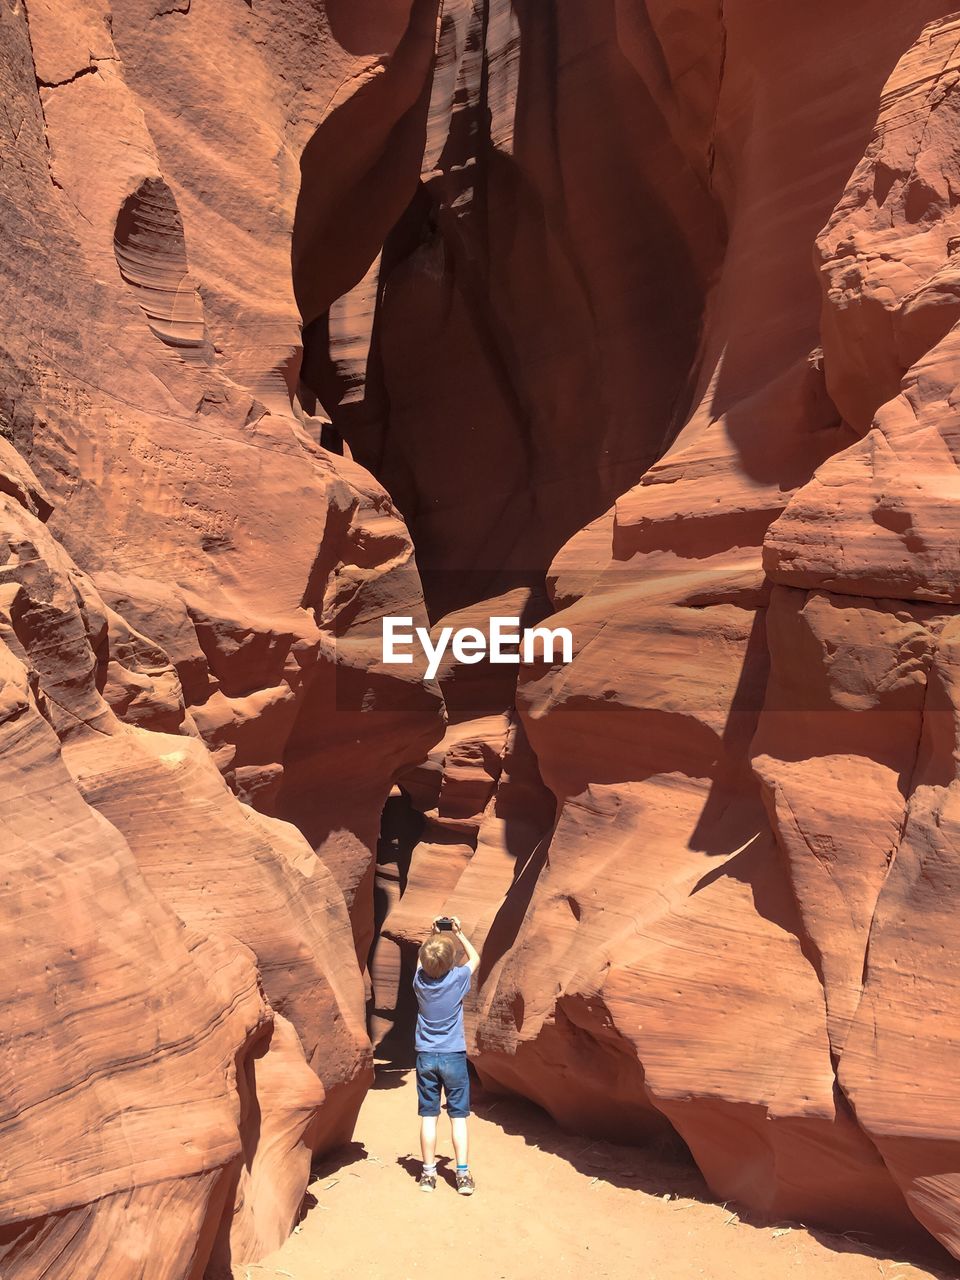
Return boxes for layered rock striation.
[301,0,960,1263]
[8,0,960,1274]
[0,2,442,1275]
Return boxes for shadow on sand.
[309,1139,368,1184]
[371,1055,412,1091]
[345,1047,958,1277]
[396,1153,459,1191]
[469,1085,957,1277]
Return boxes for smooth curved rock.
[0,1,442,1272]
[768,16,960,1255]
[360,0,960,1250]
[10,0,960,1269]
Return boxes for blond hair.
[419,934,456,978]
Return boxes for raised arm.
[452,918,480,975]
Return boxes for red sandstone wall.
[6,0,960,1273]
[0,2,442,1274]
[347,0,960,1261]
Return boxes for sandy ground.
[235,1057,956,1280]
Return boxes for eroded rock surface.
[315,0,960,1262]
[9,0,960,1273]
[0,1,441,1275]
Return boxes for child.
[413,915,480,1195]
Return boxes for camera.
[435,917,455,931]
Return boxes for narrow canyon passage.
[232,1058,951,1280]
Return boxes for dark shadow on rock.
[325,0,415,58]
[688,606,770,856]
[478,835,550,988]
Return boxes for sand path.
[235,1058,954,1280]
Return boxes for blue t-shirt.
[413,963,472,1053]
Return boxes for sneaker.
[419,1169,437,1193]
[456,1170,475,1196]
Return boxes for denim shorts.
[415,1051,470,1118]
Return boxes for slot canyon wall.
[0,1,445,1275]
[4,1,960,1277]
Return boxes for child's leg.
[440,1053,471,1170]
[416,1054,442,1176]
[450,1114,469,1168]
[420,1115,438,1165]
